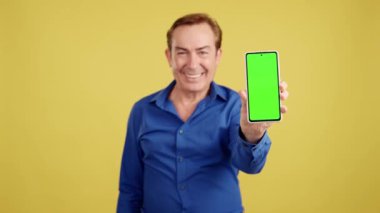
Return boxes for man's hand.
[239,81,289,144]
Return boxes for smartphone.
[245,51,281,122]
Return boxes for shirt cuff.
[238,127,270,149]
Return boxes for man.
[117,13,289,213]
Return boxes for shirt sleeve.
[228,112,272,174]
[117,105,144,213]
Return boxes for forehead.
[171,23,216,49]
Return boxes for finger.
[281,105,288,113]
[238,90,248,114]
[239,89,247,102]
[279,81,288,92]
[265,121,274,128]
[280,90,289,101]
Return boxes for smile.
[184,72,204,79]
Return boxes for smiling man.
[117,13,289,213]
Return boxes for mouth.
[183,72,205,80]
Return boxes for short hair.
[166,13,222,51]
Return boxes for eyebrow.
[174,47,188,52]
[196,46,211,51]
[174,45,211,51]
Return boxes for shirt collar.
[149,81,176,108]
[149,80,228,107]
[208,81,227,102]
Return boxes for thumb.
[239,90,247,102]
[238,90,248,115]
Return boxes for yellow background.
[1,0,379,212]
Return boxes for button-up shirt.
[117,81,272,213]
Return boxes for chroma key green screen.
[245,52,281,122]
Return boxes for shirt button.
[178,184,186,190]
[179,129,184,134]
[177,156,183,162]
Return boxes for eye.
[199,51,209,56]
[177,51,186,55]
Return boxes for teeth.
[185,73,202,78]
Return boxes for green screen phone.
[245,51,281,122]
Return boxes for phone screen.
[245,51,281,122]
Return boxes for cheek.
[172,58,186,70]
[202,59,216,72]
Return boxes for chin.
[182,81,209,93]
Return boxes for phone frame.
[244,51,282,123]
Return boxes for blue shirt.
[117,81,272,213]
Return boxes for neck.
[169,84,210,105]
[168,83,211,122]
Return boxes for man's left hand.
[238,81,289,144]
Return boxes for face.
[165,23,222,95]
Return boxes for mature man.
[117,13,288,213]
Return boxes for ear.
[165,49,172,67]
[216,48,222,65]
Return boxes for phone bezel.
[244,51,282,123]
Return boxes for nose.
[187,52,199,70]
